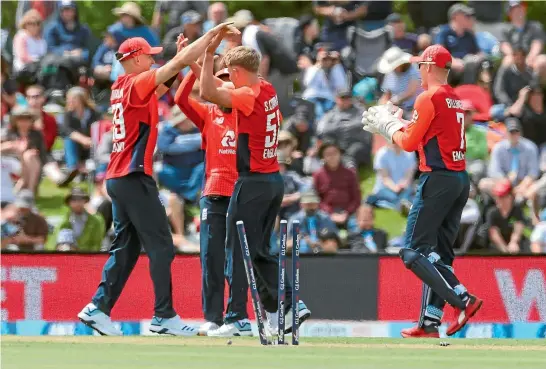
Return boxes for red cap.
[116,37,163,61]
[410,45,452,69]
[493,180,513,197]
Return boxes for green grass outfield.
[2,336,546,369]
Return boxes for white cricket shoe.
[77,303,122,336]
[198,321,220,336]
[283,300,311,334]
[207,319,253,337]
[149,315,197,336]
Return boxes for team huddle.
[76,21,482,339]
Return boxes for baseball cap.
[60,0,76,9]
[181,10,202,25]
[386,13,403,24]
[116,37,163,61]
[508,1,524,10]
[300,190,320,204]
[493,180,512,197]
[337,89,352,98]
[410,45,452,69]
[448,3,475,19]
[505,117,522,133]
[15,189,35,209]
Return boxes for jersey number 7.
[456,112,465,150]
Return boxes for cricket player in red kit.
[200,39,311,337]
[77,23,239,336]
[363,45,483,338]
[174,65,249,336]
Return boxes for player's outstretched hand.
[209,21,240,37]
[176,33,189,53]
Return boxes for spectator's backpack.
[38,54,78,92]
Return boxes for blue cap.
[181,10,201,25]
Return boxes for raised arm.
[199,35,235,108]
[393,94,435,152]
[155,22,238,87]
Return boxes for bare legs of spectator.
[524,175,546,224]
[166,192,198,251]
[17,150,42,194]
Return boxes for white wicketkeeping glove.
[362,103,404,143]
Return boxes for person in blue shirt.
[278,150,306,221]
[347,204,388,253]
[366,142,416,215]
[44,1,91,62]
[108,2,160,49]
[288,190,340,254]
[157,106,204,203]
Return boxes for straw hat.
[113,2,146,24]
[377,47,412,74]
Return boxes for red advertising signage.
[378,257,546,323]
[1,254,251,321]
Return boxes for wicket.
[237,219,302,346]
[277,219,300,345]
[236,221,270,345]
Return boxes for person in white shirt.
[13,9,47,73]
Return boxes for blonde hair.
[67,87,96,110]
[223,46,261,73]
[18,9,43,30]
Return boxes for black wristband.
[163,75,178,88]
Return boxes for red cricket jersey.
[231,79,282,174]
[394,84,466,172]
[175,72,238,197]
[106,70,159,179]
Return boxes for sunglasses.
[27,21,41,26]
[26,94,42,99]
[115,47,143,61]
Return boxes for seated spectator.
[44,1,91,62]
[366,142,416,214]
[284,103,315,152]
[507,79,546,147]
[316,90,372,168]
[109,2,160,47]
[13,9,47,79]
[347,204,388,253]
[501,1,545,68]
[203,2,228,53]
[479,117,539,202]
[436,3,483,84]
[377,47,421,117]
[60,87,100,181]
[152,0,208,36]
[157,106,204,202]
[313,1,367,51]
[0,189,48,251]
[277,131,305,177]
[91,30,121,90]
[163,10,203,60]
[294,15,320,62]
[288,190,340,254]
[0,156,21,207]
[463,101,489,183]
[25,85,57,152]
[50,187,105,252]
[491,45,533,121]
[313,140,361,228]
[486,179,529,253]
[385,13,418,55]
[55,228,77,251]
[469,13,500,57]
[0,105,46,194]
[278,151,305,221]
[530,209,546,254]
[302,48,348,120]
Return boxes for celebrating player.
[199,39,311,337]
[77,23,239,336]
[362,45,483,338]
[174,62,251,336]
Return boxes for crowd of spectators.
[2,0,546,256]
